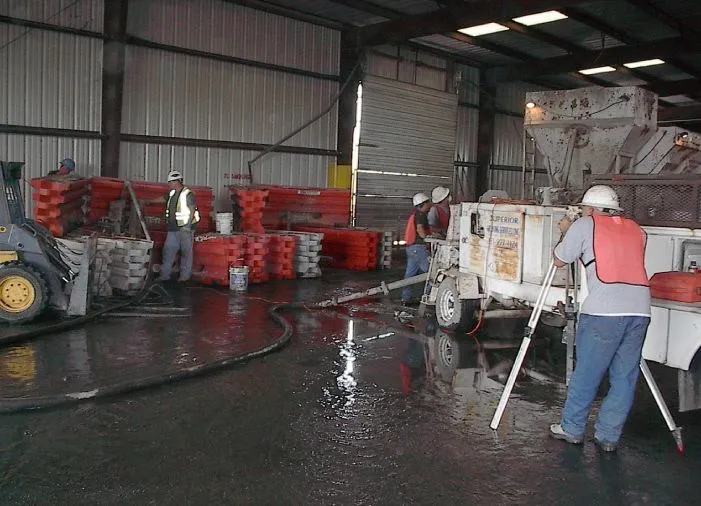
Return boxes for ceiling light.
[513,10,567,26]
[623,59,665,68]
[458,22,509,37]
[579,66,616,75]
[526,102,536,109]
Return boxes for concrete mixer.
[426,86,701,414]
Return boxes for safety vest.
[435,205,451,230]
[166,187,201,228]
[404,212,430,245]
[583,215,649,286]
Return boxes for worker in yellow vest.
[154,170,201,283]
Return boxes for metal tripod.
[489,260,685,453]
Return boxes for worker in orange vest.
[401,192,432,305]
[428,186,451,237]
[549,185,650,453]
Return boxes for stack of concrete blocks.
[271,231,323,278]
[56,237,113,297]
[379,231,393,269]
[58,236,153,296]
[108,238,153,294]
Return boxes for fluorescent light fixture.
[513,10,567,26]
[579,66,616,75]
[458,22,509,37]
[623,59,665,68]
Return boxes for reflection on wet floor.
[0,269,698,504]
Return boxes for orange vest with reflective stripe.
[587,215,649,286]
[435,205,451,230]
[404,212,430,245]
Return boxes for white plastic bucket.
[229,266,249,291]
[216,213,234,235]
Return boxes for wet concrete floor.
[0,269,699,505]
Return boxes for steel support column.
[336,32,362,166]
[476,83,496,198]
[101,0,129,178]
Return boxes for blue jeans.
[561,314,650,444]
[401,244,430,302]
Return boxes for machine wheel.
[433,330,470,383]
[435,277,480,330]
[0,264,49,324]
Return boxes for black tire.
[0,263,49,324]
[434,276,481,330]
[433,330,473,383]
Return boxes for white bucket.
[216,213,234,235]
[229,266,249,291]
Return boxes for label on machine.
[459,209,525,283]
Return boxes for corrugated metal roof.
[369,0,437,15]
[636,0,701,31]
[575,0,678,41]
[636,65,696,82]
[480,31,567,59]
[263,0,383,26]
[414,35,520,66]
[537,19,625,51]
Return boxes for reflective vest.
[166,187,201,228]
[435,205,451,230]
[584,215,649,286]
[404,212,430,246]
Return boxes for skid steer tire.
[0,263,49,324]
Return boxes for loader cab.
[0,162,27,226]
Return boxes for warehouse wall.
[1,0,341,214]
[0,0,104,213]
[489,81,549,199]
[122,0,340,206]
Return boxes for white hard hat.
[580,185,622,211]
[167,170,183,182]
[412,192,430,207]
[431,186,450,204]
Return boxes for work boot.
[400,362,412,395]
[549,424,583,444]
[594,438,617,453]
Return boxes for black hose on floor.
[0,303,296,413]
[0,279,160,347]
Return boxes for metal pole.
[490,261,557,430]
[639,359,685,454]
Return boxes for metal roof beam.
[625,0,700,38]
[642,78,701,97]
[349,0,591,47]
[486,37,701,83]
[658,105,701,123]
[560,6,701,81]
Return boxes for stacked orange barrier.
[266,234,298,280]
[89,177,125,222]
[295,226,381,271]
[193,234,247,286]
[232,185,351,229]
[243,234,270,284]
[232,189,268,234]
[30,177,90,237]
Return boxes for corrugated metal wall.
[364,45,448,91]
[122,0,341,205]
[0,1,104,214]
[0,0,104,31]
[120,143,334,208]
[490,81,549,195]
